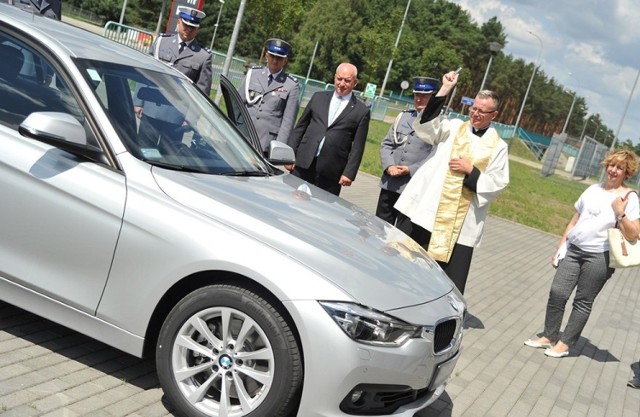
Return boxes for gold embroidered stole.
[428,122,501,262]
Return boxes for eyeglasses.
[469,106,496,116]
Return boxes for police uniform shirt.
[239,66,300,153]
[152,33,213,95]
[133,33,213,123]
[379,109,434,194]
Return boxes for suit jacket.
[239,66,300,153]
[288,91,370,181]
[150,33,212,95]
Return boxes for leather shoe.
[524,339,552,349]
[544,348,569,358]
[628,377,640,389]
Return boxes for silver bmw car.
[0,5,465,417]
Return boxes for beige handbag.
[608,191,640,268]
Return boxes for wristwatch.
[616,213,626,221]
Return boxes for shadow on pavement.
[462,311,484,329]
[414,391,453,417]
[572,337,619,363]
[0,300,175,414]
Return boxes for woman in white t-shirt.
[524,148,640,358]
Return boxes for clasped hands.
[386,165,410,176]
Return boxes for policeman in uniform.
[133,6,212,145]
[239,38,299,155]
[149,6,212,94]
[375,76,439,225]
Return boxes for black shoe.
[627,377,640,388]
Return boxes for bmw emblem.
[219,354,233,369]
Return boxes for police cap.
[413,76,439,94]
[177,6,206,27]
[265,38,291,58]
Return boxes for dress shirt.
[317,92,351,156]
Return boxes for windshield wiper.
[146,160,209,174]
[219,170,270,177]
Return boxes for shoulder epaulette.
[251,65,264,69]
[158,32,174,37]
[287,74,299,83]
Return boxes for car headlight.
[319,301,420,346]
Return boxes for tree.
[81,0,123,22]
[71,0,615,140]
[288,0,364,83]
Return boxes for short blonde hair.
[602,148,639,179]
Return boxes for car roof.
[0,3,171,73]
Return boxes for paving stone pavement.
[2,171,640,417]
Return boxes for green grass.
[508,137,540,162]
[360,121,586,236]
[489,161,587,235]
[360,119,389,177]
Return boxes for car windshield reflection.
[75,59,270,175]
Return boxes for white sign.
[364,83,377,98]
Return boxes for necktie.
[268,74,273,86]
[179,42,186,53]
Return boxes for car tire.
[156,284,302,417]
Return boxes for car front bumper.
[284,299,463,416]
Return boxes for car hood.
[153,169,455,310]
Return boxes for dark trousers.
[292,158,342,196]
[375,188,401,225]
[396,214,474,294]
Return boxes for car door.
[218,74,262,154]
[0,32,126,315]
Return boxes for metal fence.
[62,4,103,26]
[211,51,247,90]
[293,76,333,108]
[103,21,154,53]
[571,135,609,179]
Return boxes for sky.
[449,0,640,145]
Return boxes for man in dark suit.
[286,63,370,196]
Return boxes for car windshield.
[74,58,269,175]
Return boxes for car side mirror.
[19,112,87,146]
[267,141,295,165]
[18,112,107,164]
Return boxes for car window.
[74,59,271,176]
[219,75,262,154]
[0,34,85,131]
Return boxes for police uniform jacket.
[150,33,212,95]
[239,66,299,153]
[379,109,433,194]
